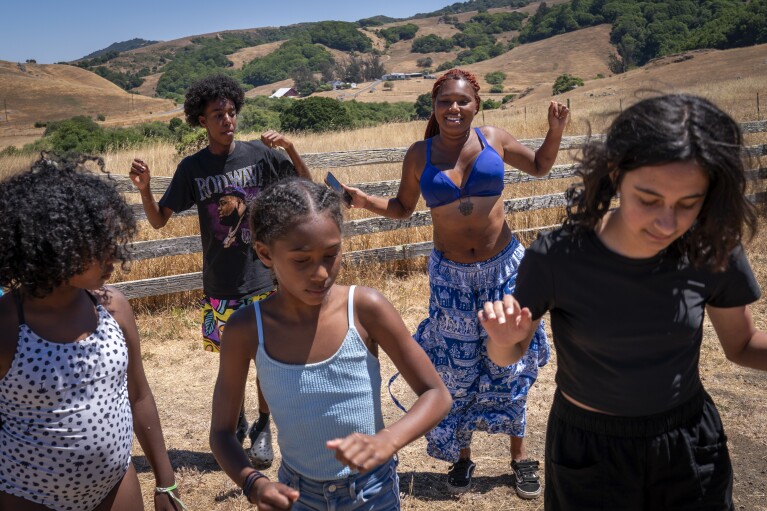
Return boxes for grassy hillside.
[0,61,176,132]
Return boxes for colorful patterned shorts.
[414,237,550,462]
[201,290,274,352]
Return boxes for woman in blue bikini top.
[342,68,570,486]
[344,68,569,264]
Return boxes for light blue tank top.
[254,286,385,480]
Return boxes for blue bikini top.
[420,128,505,208]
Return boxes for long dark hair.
[565,93,757,269]
[424,69,481,139]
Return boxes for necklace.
[223,214,245,248]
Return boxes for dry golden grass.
[0,61,176,140]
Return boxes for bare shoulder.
[480,125,515,143]
[225,302,257,332]
[93,286,131,319]
[352,286,394,319]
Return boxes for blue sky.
[2,0,452,64]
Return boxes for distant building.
[269,87,299,98]
[381,72,424,80]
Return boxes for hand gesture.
[327,431,396,473]
[252,479,300,510]
[547,101,569,133]
[478,294,533,351]
[339,184,367,209]
[261,130,291,150]
[129,158,152,192]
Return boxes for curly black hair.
[184,74,245,127]
[0,152,137,298]
[565,93,757,270]
[249,178,343,246]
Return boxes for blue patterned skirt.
[414,237,549,462]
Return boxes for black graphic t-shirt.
[159,141,296,298]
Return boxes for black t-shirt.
[514,227,760,416]
[159,140,296,298]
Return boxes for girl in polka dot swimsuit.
[0,154,181,510]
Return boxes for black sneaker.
[447,458,476,494]
[511,459,541,499]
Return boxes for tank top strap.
[12,289,24,325]
[347,285,356,328]
[474,127,488,148]
[425,137,433,164]
[253,301,264,348]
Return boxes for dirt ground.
[131,262,767,511]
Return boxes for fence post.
[524,106,527,124]
[567,98,571,110]
[620,98,623,111]
[758,92,761,120]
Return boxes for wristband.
[155,482,189,510]
[242,470,267,503]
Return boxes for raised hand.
[129,158,152,192]
[547,100,570,133]
[478,294,534,366]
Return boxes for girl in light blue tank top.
[210,178,452,510]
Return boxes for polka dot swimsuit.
[0,292,133,511]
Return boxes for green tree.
[280,97,352,132]
[414,93,433,120]
[552,73,584,95]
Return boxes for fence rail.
[112,122,767,299]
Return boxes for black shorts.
[545,388,733,511]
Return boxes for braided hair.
[565,94,756,270]
[249,178,343,247]
[424,68,482,139]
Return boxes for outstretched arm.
[340,142,424,219]
[104,287,179,511]
[495,100,569,178]
[708,304,767,371]
[262,130,312,180]
[209,308,298,510]
[326,288,452,472]
[129,159,174,229]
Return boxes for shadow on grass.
[400,471,513,502]
[133,448,220,473]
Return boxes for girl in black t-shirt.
[477,94,767,510]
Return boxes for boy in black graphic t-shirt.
[129,74,311,469]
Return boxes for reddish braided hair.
[424,68,482,139]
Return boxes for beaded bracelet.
[155,482,190,510]
[242,470,267,503]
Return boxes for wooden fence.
[111,120,767,299]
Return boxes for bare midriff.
[430,196,511,263]
[560,390,616,415]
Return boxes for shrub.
[485,71,506,85]
[552,74,584,95]
[481,99,501,110]
[416,57,433,68]
[382,81,394,90]
[502,94,516,103]
[490,84,504,93]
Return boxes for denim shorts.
[278,457,400,511]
